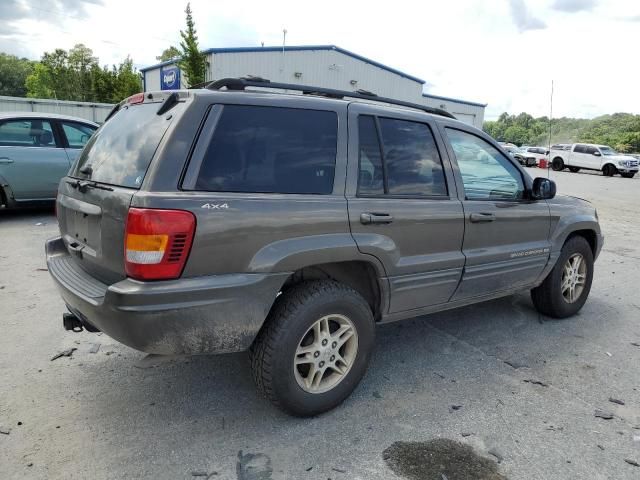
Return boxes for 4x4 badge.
[201,203,229,210]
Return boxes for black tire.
[568,167,580,173]
[249,280,375,416]
[602,164,617,177]
[552,157,565,171]
[621,172,636,178]
[531,236,594,319]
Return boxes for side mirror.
[593,151,601,156]
[531,177,556,200]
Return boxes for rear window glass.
[72,103,174,188]
[193,105,338,194]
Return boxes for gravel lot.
[1,169,640,479]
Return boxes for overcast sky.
[1,0,639,119]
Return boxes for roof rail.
[203,77,456,119]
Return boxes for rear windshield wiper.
[66,179,114,192]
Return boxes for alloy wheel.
[561,253,587,303]
[293,314,358,394]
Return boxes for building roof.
[140,45,426,84]
[422,92,487,108]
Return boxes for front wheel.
[568,167,580,173]
[250,280,375,416]
[602,164,617,177]
[552,157,565,171]
[531,236,594,318]
[621,172,636,178]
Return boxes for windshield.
[599,146,618,156]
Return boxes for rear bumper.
[46,236,288,354]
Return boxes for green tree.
[156,46,181,62]
[0,53,34,97]
[485,111,640,153]
[177,3,207,87]
[25,44,141,103]
[112,56,142,101]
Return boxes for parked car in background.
[0,112,98,209]
[550,143,639,178]
[522,146,549,166]
[503,145,537,167]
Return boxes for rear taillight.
[124,208,196,280]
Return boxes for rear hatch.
[56,93,186,285]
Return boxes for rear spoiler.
[104,91,189,122]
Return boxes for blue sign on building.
[160,65,180,90]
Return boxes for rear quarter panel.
[133,94,376,277]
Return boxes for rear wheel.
[552,157,565,171]
[531,236,594,318]
[621,172,636,178]
[568,166,580,173]
[250,280,375,416]
[602,164,617,177]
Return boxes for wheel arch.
[280,261,386,321]
[0,174,17,209]
[565,229,598,258]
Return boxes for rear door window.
[356,115,447,197]
[61,122,97,149]
[192,105,338,194]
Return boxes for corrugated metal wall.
[207,49,424,103]
[421,96,485,128]
[0,96,113,123]
[142,49,486,128]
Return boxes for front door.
[571,144,591,168]
[583,145,602,169]
[346,105,465,314]
[442,127,551,300]
[0,118,70,201]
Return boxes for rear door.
[0,117,69,200]
[57,120,98,167]
[442,126,551,300]
[56,100,181,285]
[346,104,465,313]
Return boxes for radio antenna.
[547,80,554,178]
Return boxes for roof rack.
[201,77,456,119]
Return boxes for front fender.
[550,216,601,255]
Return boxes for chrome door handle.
[0,157,13,164]
[360,213,394,225]
[469,212,496,223]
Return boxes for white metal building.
[140,45,486,128]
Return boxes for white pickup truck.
[550,143,639,178]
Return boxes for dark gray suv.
[47,79,603,416]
